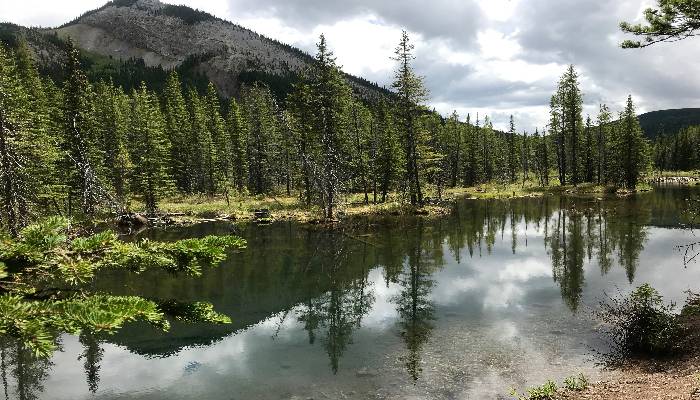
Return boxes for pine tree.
[445,111,462,187]
[242,84,278,195]
[618,95,649,188]
[584,115,594,183]
[307,34,353,219]
[374,101,402,203]
[350,100,372,204]
[94,81,131,206]
[225,98,248,193]
[162,72,190,193]
[392,30,429,206]
[203,83,228,195]
[60,42,105,215]
[506,115,518,183]
[596,104,612,184]
[128,85,172,214]
[0,45,52,234]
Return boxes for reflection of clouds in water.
[32,200,700,400]
[430,224,553,310]
[361,268,401,328]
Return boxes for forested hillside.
[639,108,700,139]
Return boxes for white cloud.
[2,0,700,132]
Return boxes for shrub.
[598,284,683,359]
[564,373,588,391]
[510,380,558,400]
[681,291,700,316]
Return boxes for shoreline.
[556,313,700,399]
[122,180,690,228]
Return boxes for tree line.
[0,32,653,234]
[652,125,700,172]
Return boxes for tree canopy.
[620,0,700,48]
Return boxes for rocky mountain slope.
[52,0,387,99]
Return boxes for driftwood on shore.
[647,175,700,185]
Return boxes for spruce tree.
[241,84,277,195]
[162,72,190,193]
[0,46,48,234]
[618,95,649,188]
[392,31,429,206]
[94,81,131,206]
[61,43,105,215]
[307,34,353,218]
[374,101,402,203]
[203,83,228,195]
[128,85,172,214]
[350,100,372,203]
[507,115,518,183]
[445,111,462,187]
[584,115,594,183]
[225,98,248,193]
[596,104,612,184]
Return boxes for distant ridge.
[639,108,700,139]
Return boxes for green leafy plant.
[598,284,683,360]
[681,291,700,316]
[510,380,558,400]
[0,217,245,357]
[564,373,588,391]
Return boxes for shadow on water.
[1,186,698,399]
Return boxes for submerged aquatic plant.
[0,216,246,357]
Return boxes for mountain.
[639,108,700,139]
[1,0,390,100]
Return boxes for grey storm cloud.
[225,0,700,131]
[227,0,485,49]
[513,0,700,110]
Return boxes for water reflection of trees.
[450,197,650,312]
[296,232,375,374]
[3,194,663,392]
[392,220,439,380]
[0,338,53,400]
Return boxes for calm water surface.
[4,187,700,400]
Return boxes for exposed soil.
[558,315,700,399]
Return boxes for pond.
[3,186,699,400]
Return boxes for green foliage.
[598,283,683,359]
[510,380,558,400]
[620,0,700,48]
[563,373,589,391]
[0,217,245,357]
[392,30,433,206]
[681,291,700,316]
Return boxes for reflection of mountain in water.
[2,187,694,397]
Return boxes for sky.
[2,0,699,131]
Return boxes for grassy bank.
[129,178,661,225]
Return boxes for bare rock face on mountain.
[56,0,310,96]
[54,0,383,99]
